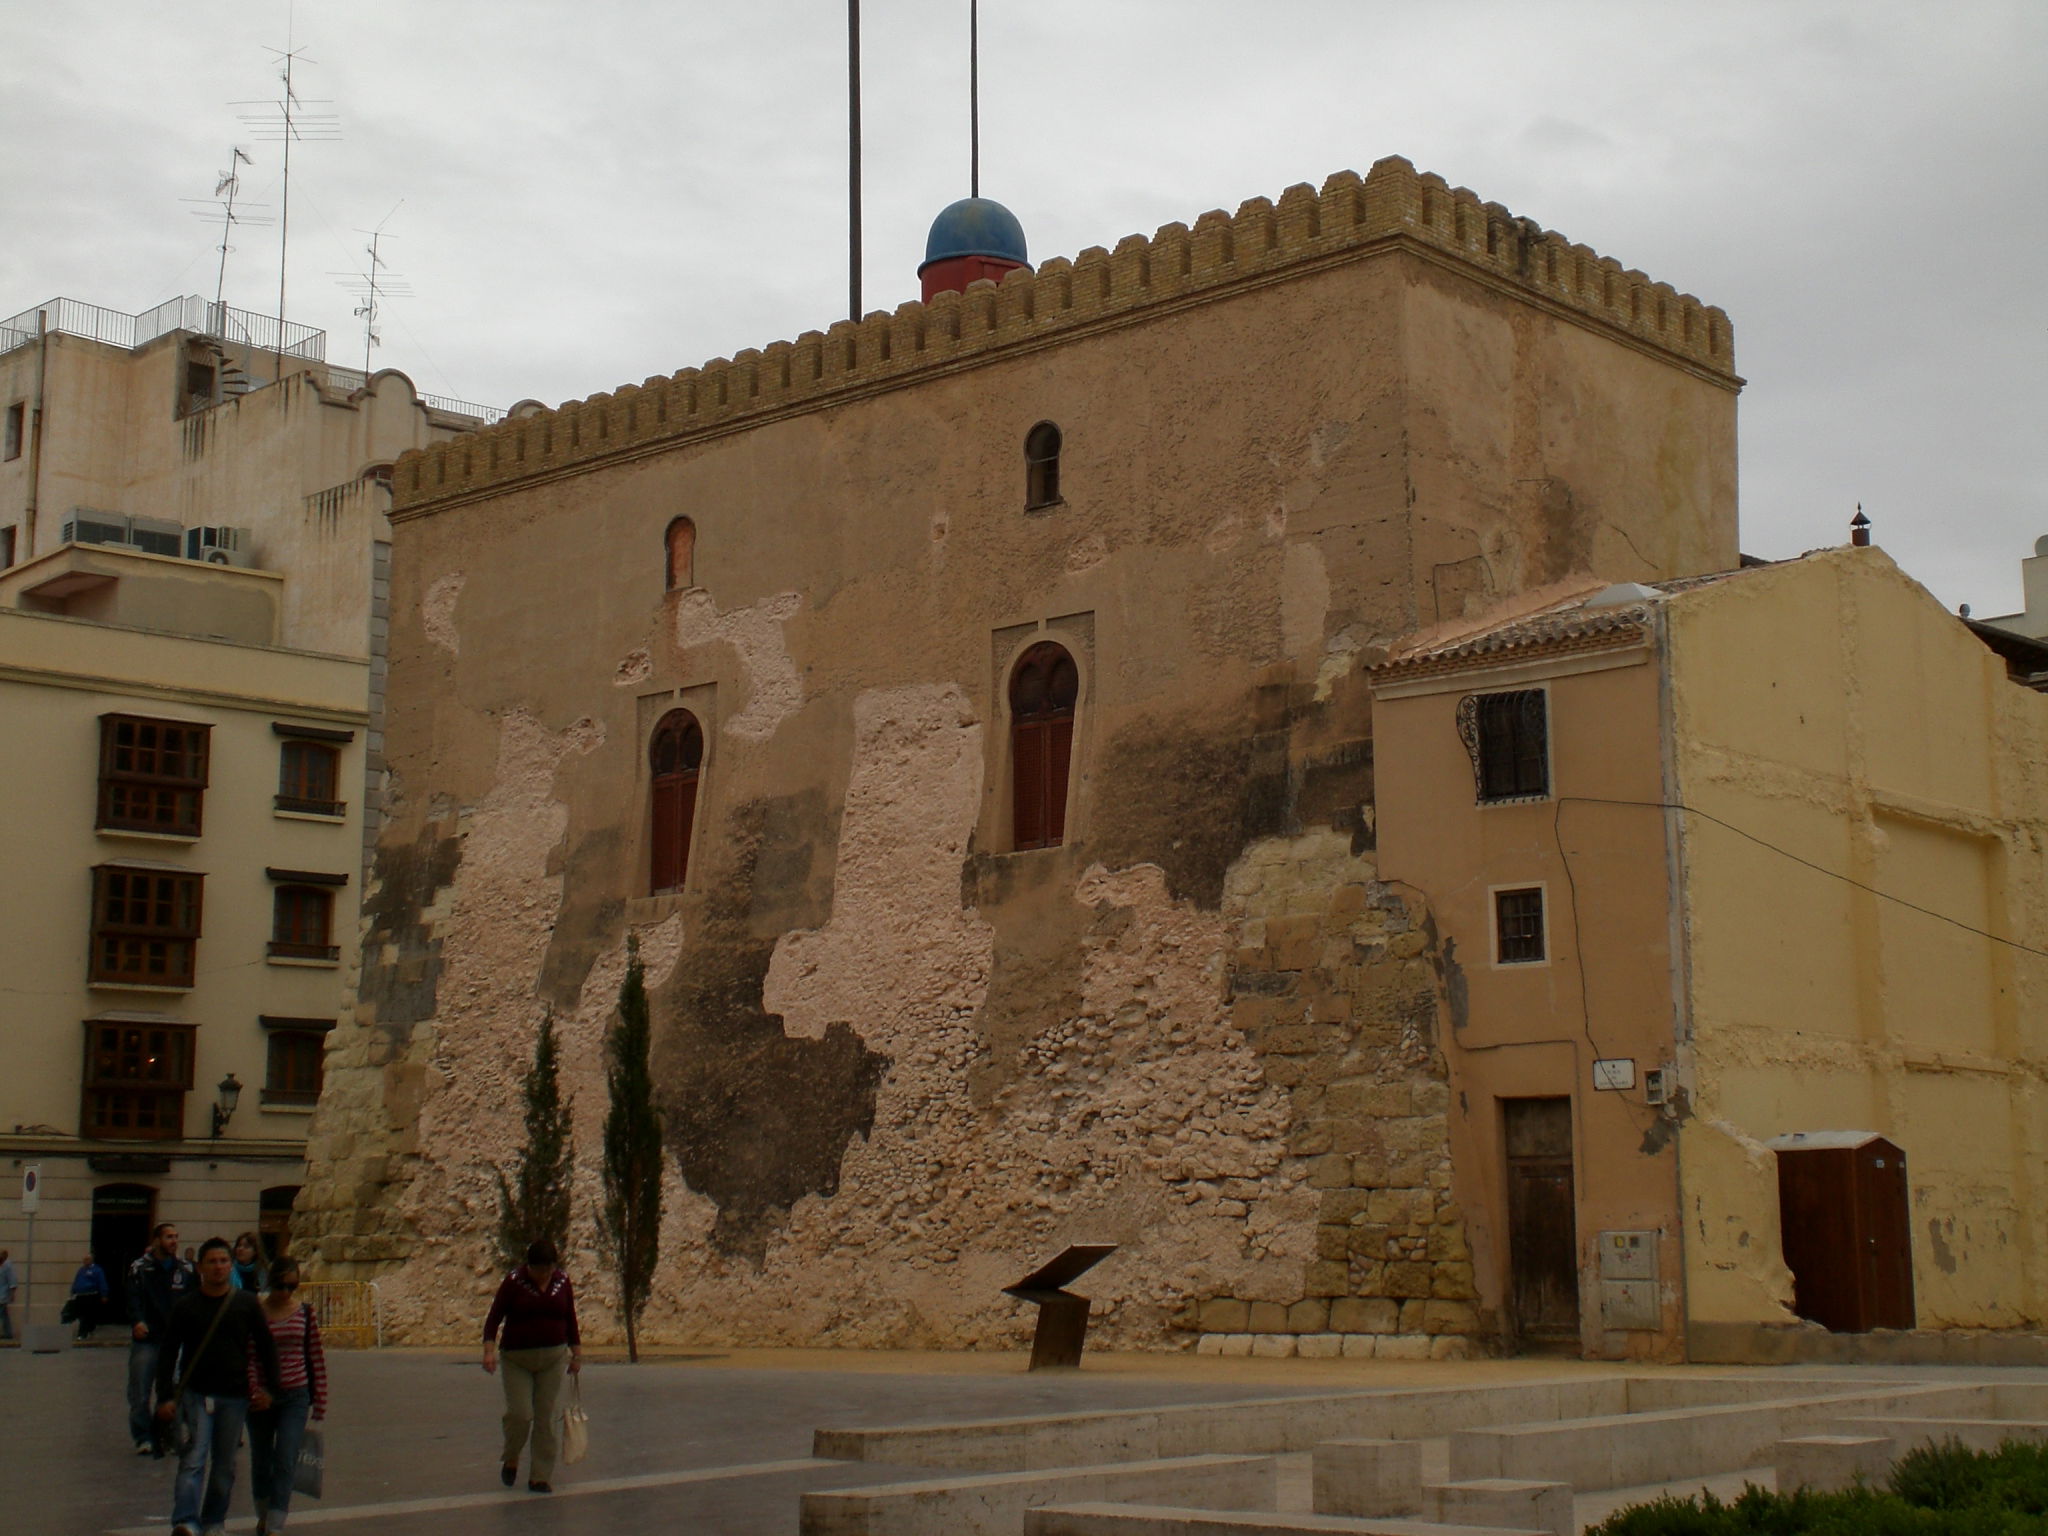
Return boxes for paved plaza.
[9,1343,2048,1536]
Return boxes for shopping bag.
[293,1424,326,1499]
[560,1378,589,1466]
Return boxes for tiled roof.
[1370,600,1652,679]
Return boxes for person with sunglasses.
[246,1257,327,1535]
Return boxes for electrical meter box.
[1597,1229,1662,1330]
[1598,1229,1659,1280]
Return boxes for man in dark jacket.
[126,1222,194,1453]
[154,1237,281,1536]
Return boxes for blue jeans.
[172,1390,250,1531]
[127,1340,161,1444]
[249,1386,312,1524]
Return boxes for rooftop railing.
[0,296,501,421]
[0,296,326,360]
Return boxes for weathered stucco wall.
[1370,618,1688,1360]
[297,161,1741,1349]
[1668,548,2048,1341]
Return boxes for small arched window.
[1010,641,1078,850]
[1024,422,1062,510]
[650,708,704,893]
[665,517,696,591]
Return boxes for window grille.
[1495,887,1546,964]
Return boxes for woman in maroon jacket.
[482,1239,582,1493]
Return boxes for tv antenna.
[181,147,272,322]
[329,204,412,376]
[233,35,340,377]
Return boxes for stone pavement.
[8,1344,2047,1536]
[1,1343,1371,1536]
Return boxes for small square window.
[1495,887,1546,964]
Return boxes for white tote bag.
[560,1375,589,1466]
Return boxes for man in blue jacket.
[127,1222,194,1454]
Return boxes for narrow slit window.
[665,517,696,591]
[1024,422,1062,509]
[1010,641,1078,850]
[650,708,704,893]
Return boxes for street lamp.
[210,1073,243,1139]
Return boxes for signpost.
[19,1164,65,1351]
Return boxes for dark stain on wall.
[1090,714,1263,909]
[651,795,886,1262]
[358,820,464,1033]
[538,826,626,1008]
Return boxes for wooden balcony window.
[89,866,202,988]
[98,715,210,836]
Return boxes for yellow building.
[0,298,491,1333]
[1370,545,2048,1361]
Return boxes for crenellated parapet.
[392,156,1736,516]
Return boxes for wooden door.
[1504,1097,1580,1342]
[1856,1140,1916,1329]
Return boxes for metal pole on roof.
[970,0,980,199]
[848,0,863,322]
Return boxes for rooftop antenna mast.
[182,149,271,328]
[234,25,340,379]
[330,204,412,376]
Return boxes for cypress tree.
[494,1008,575,1271]
[600,933,664,1362]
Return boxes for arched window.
[1024,422,1061,510]
[1010,642,1078,849]
[665,516,696,590]
[650,708,704,893]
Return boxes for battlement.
[392,156,1736,515]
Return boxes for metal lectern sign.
[1004,1243,1117,1370]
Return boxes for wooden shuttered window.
[82,1019,196,1140]
[98,714,210,835]
[89,866,202,987]
[1010,642,1078,850]
[650,709,704,894]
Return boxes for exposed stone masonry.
[1193,827,1480,1360]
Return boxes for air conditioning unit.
[184,525,255,567]
[59,511,185,558]
[60,512,133,548]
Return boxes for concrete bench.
[1826,1416,2048,1456]
[1448,1383,1989,1491]
[1311,1438,1422,1518]
[1024,1504,1547,1536]
[1776,1434,1897,1494]
[1424,1479,1573,1536]
[798,1453,1277,1536]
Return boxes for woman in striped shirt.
[247,1256,328,1534]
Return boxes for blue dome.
[922,197,1029,269]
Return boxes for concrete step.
[1024,1504,1545,1536]
[800,1453,1277,1536]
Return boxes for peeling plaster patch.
[613,648,652,686]
[674,589,803,740]
[1930,1217,1959,1274]
[1206,515,1245,554]
[366,708,606,1340]
[1312,635,1360,703]
[1281,541,1331,657]
[765,684,989,1042]
[422,572,466,653]
[1066,533,1109,573]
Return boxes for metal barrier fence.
[298,1281,381,1349]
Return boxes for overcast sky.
[3,1,2042,613]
